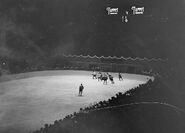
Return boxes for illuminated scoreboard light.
[106,7,118,15]
[131,6,144,15]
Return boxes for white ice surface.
[0,70,151,133]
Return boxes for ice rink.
[0,70,152,133]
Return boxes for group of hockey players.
[92,71,123,84]
[78,71,123,96]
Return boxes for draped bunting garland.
[63,54,168,62]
